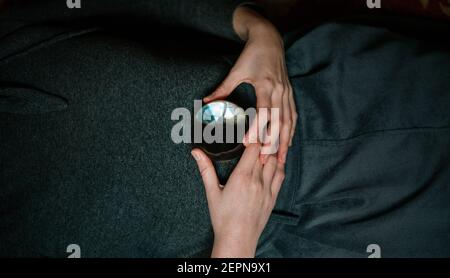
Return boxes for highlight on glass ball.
[193,100,249,161]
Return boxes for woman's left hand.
[191,144,285,258]
[204,6,297,164]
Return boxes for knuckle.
[199,166,209,177]
[284,119,292,127]
[243,172,253,181]
[249,181,260,191]
[275,84,285,95]
[254,174,264,185]
[267,155,277,165]
[259,77,276,89]
[281,127,290,138]
[234,169,249,179]
[257,181,264,189]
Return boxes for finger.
[251,157,264,184]
[191,149,221,201]
[264,88,282,160]
[259,124,272,164]
[235,143,261,173]
[277,89,291,164]
[262,155,277,189]
[244,109,270,146]
[244,94,271,146]
[204,70,242,103]
[260,153,269,165]
[288,84,297,146]
[271,162,286,200]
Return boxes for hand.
[191,144,285,258]
[203,6,297,164]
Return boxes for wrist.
[236,8,284,50]
[211,233,258,258]
[247,21,283,47]
[233,5,274,41]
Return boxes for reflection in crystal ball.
[196,101,246,124]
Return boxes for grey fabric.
[1,2,450,258]
[1,0,245,42]
[258,21,450,258]
[0,0,254,258]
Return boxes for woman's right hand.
[191,144,285,258]
[204,6,297,164]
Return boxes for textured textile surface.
[1,2,450,257]
[258,20,450,258]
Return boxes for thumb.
[204,70,242,103]
[191,149,221,201]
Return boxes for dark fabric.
[0,32,219,257]
[258,21,450,258]
[1,0,245,42]
[1,3,450,258]
[0,0,250,117]
[0,0,297,258]
[0,0,254,258]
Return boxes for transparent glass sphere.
[195,100,246,125]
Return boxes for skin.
[204,6,297,164]
[192,145,285,258]
[191,6,293,258]
[198,0,450,258]
[0,1,288,258]
[0,5,296,162]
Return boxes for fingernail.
[191,150,201,161]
